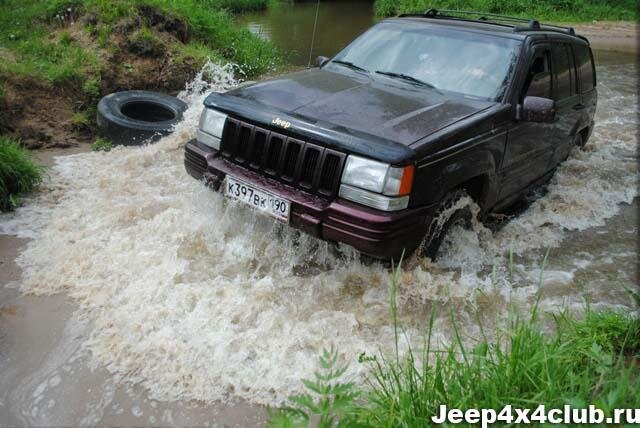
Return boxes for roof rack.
[399,9,577,37]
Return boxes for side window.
[523,48,552,99]
[575,44,595,92]
[552,43,573,100]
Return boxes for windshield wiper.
[375,70,436,89]
[332,60,368,73]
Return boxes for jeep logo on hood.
[272,117,291,129]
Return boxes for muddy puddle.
[0,52,638,424]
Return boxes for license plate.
[224,176,290,222]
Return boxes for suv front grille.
[220,118,346,197]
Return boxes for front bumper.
[185,139,437,260]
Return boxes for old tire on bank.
[96,91,188,145]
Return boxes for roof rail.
[399,9,578,37]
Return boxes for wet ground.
[1,42,638,428]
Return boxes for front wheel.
[419,190,473,260]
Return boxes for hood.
[225,67,493,145]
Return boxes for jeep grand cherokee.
[184,9,597,260]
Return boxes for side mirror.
[518,96,556,123]
[315,56,330,68]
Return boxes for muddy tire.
[96,91,188,145]
[419,190,473,260]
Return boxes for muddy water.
[238,1,375,66]
[0,50,638,423]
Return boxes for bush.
[374,0,638,21]
[0,136,43,211]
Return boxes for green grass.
[131,0,280,77]
[0,31,100,87]
[174,41,223,67]
[0,0,279,89]
[0,136,44,211]
[374,0,638,22]
[270,266,640,427]
[91,136,112,152]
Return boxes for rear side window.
[552,43,574,100]
[574,44,595,92]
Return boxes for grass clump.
[91,136,112,151]
[0,136,43,211]
[374,0,638,22]
[355,311,639,426]
[559,309,640,356]
[82,76,101,101]
[271,267,640,427]
[200,0,271,13]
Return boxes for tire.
[419,190,473,260]
[96,91,188,145]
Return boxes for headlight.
[197,108,227,149]
[341,155,389,193]
[339,155,414,211]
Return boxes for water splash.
[2,60,637,406]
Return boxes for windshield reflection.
[332,21,522,100]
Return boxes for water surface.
[238,1,375,66]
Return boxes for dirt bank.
[0,11,203,150]
[0,1,278,150]
[572,21,638,53]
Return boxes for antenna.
[307,0,320,68]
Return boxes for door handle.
[572,104,586,110]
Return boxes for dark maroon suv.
[184,10,597,260]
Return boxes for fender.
[410,108,510,208]
[413,141,503,208]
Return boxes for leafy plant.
[91,136,112,152]
[269,346,359,428]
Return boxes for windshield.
[331,21,522,100]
